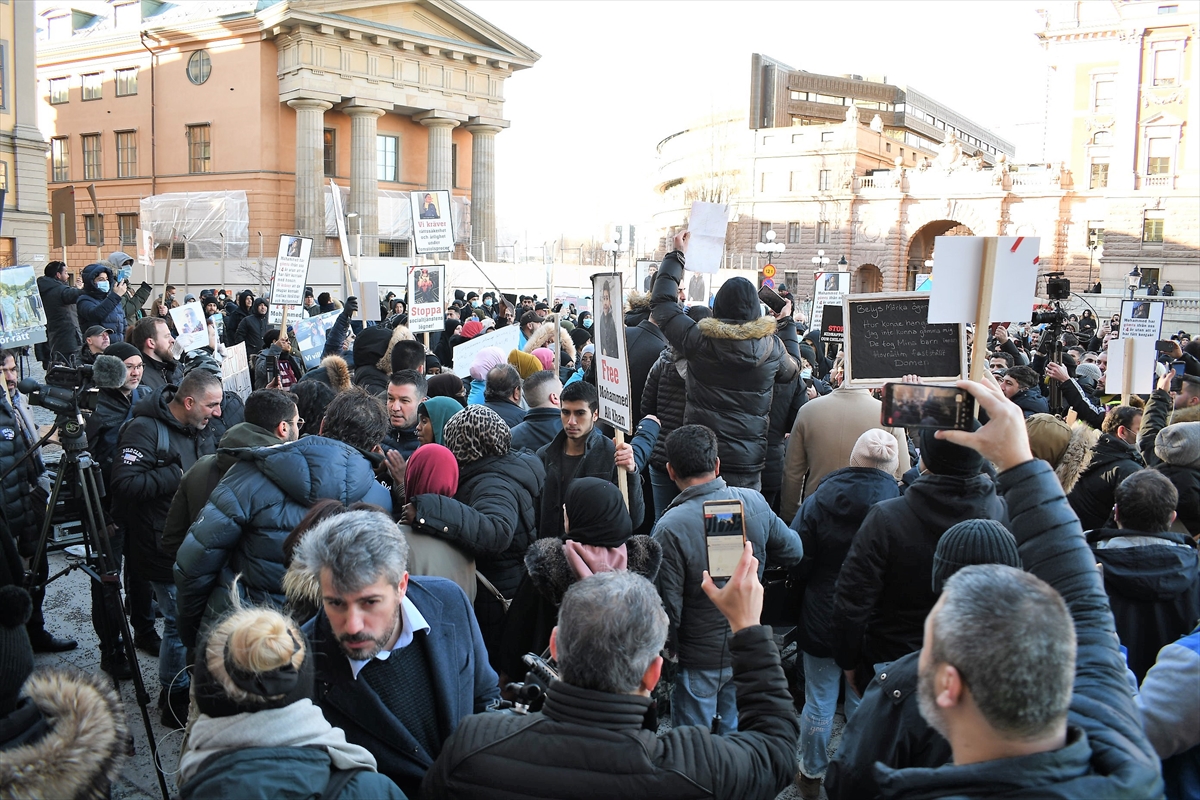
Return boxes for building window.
[82,133,102,180]
[1087,223,1105,248]
[787,222,801,244]
[1091,131,1111,145]
[82,72,102,101]
[789,171,802,191]
[186,124,211,173]
[817,222,829,244]
[116,130,137,177]
[451,143,458,189]
[759,222,772,241]
[0,162,7,193]
[51,137,69,182]
[885,142,891,152]
[118,213,138,245]
[1143,212,1164,243]
[49,77,69,104]
[1158,4,1178,13]
[818,169,831,191]
[0,43,6,110]
[377,135,398,182]
[323,128,335,177]
[820,131,835,143]
[84,214,101,246]
[115,68,137,96]
[1092,78,1114,111]
[1153,48,1179,86]
[47,15,71,41]
[379,240,410,258]
[1147,138,1172,175]
[187,50,212,85]
[1089,159,1108,189]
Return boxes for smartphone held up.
[703,499,746,580]
[880,382,975,431]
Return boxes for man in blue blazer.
[295,509,499,798]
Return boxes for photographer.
[76,264,130,344]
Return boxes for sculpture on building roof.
[934,130,964,171]
[870,113,884,133]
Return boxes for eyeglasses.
[292,417,305,429]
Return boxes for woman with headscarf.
[498,477,661,681]
[403,405,545,670]
[427,372,467,407]
[402,444,475,600]
[435,318,461,367]
[466,346,506,406]
[178,602,403,799]
[416,396,463,447]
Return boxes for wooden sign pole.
[1121,337,1135,406]
[968,237,999,384]
[161,226,177,303]
[279,304,289,336]
[615,429,629,510]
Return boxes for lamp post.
[755,229,786,270]
[810,249,830,321]
[1087,243,1099,288]
[1127,266,1141,300]
[601,235,619,269]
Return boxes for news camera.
[1031,304,1068,327]
[17,365,98,415]
[1044,272,1071,302]
[490,652,560,715]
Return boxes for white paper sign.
[136,229,155,275]
[268,303,304,326]
[1118,299,1166,341]
[593,272,633,433]
[452,324,520,379]
[272,235,313,306]
[635,260,659,293]
[686,201,731,274]
[811,272,851,332]
[410,190,455,254]
[927,236,1040,325]
[221,342,252,400]
[407,264,445,334]
[169,301,208,352]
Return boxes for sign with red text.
[272,234,313,307]
[410,190,455,254]
[406,264,445,333]
[592,272,632,434]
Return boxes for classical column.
[287,98,332,251]
[417,112,460,192]
[346,105,386,256]
[465,119,506,261]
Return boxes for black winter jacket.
[422,624,799,800]
[535,427,646,542]
[831,473,1009,674]
[85,385,152,506]
[1068,433,1145,532]
[110,385,219,582]
[36,275,83,363]
[650,251,799,477]
[642,347,687,471]
[77,264,127,342]
[1158,462,1200,537]
[236,312,271,357]
[509,407,562,453]
[139,354,183,391]
[483,399,525,428]
[0,392,40,554]
[793,467,900,659]
[223,290,255,347]
[624,318,668,423]
[353,364,389,397]
[763,374,805,501]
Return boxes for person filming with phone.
[651,424,802,734]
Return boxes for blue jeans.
[649,465,679,523]
[798,652,861,779]
[149,581,189,694]
[672,665,737,734]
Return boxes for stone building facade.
[1,2,50,267]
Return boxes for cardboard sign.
[811,272,850,332]
[410,190,455,254]
[0,266,48,347]
[272,235,313,307]
[593,272,633,433]
[169,301,208,352]
[136,229,155,277]
[1119,299,1166,339]
[820,304,844,345]
[452,323,520,379]
[843,293,965,387]
[407,264,445,334]
[292,309,342,369]
[686,201,731,274]
[927,236,1040,324]
[221,342,252,400]
[635,260,659,294]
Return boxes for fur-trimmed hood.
[696,314,779,341]
[524,535,661,607]
[1056,423,1098,495]
[1170,403,1200,425]
[626,291,651,312]
[523,321,577,361]
[0,669,128,800]
[320,354,351,393]
[376,324,415,374]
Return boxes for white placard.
[331,180,352,266]
[169,301,208,352]
[407,264,445,334]
[452,324,520,379]
[136,229,155,276]
[272,235,313,306]
[221,342,252,400]
[0,265,48,347]
[811,272,851,332]
[268,303,304,326]
[593,272,633,433]
[636,259,659,293]
[410,190,455,254]
[686,201,731,274]
[927,236,1040,324]
[1118,299,1166,341]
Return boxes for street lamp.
[1087,242,1100,288]
[1127,266,1141,299]
[601,236,620,269]
[837,255,848,270]
[811,249,830,272]
[756,229,786,267]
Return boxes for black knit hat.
[104,342,141,362]
[352,325,393,366]
[920,422,984,477]
[932,519,1021,592]
[712,276,760,322]
[0,586,34,716]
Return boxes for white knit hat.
[850,428,900,473]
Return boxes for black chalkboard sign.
[843,293,965,386]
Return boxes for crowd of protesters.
[0,236,1195,800]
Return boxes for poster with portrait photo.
[636,260,659,294]
[169,300,209,352]
[410,190,455,254]
[592,272,633,434]
[407,263,445,334]
[685,271,710,304]
[1107,298,1165,395]
[0,265,48,347]
[272,234,313,307]
[811,271,851,332]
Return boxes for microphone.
[92,355,129,390]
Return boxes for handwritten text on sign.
[845,294,964,385]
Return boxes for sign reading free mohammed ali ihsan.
[592,272,633,435]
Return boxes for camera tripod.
[6,411,171,800]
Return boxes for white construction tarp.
[139,191,250,258]
[324,185,471,243]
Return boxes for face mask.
[583,319,592,328]
[484,299,492,306]
[96,281,111,293]
[470,300,479,308]
[800,369,812,380]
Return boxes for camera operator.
[0,349,77,653]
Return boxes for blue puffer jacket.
[173,435,393,647]
[76,263,127,342]
[180,746,407,800]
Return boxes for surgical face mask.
[470,300,479,307]
[96,280,111,293]
[800,369,812,380]
[484,299,492,306]
[582,318,592,328]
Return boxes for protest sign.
[221,342,252,400]
[843,293,965,387]
[169,301,208,351]
[635,260,659,293]
[407,264,445,334]
[136,229,154,279]
[272,235,313,307]
[684,271,710,304]
[927,236,1040,325]
[0,266,48,348]
[452,324,520,379]
[821,304,844,345]
[292,309,342,369]
[686,201,731,274]
[592,273,633,434]
[268,303,303,326]
[1119,299,1165,338]
[357,282,380,324]
[811,272,850,332]
[410,190,455,254]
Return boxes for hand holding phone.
[703,500,746,580]
[265,354,279,386]
[880,382,975,430]
[701,541,763,633]
[757,285,787,314]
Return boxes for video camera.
[17,365,98,415]
[1031,303,1068,327]
[490,652,560,715]
[1044,272,1071,302]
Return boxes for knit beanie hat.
[687,305,712,322]
[849,429,899,473]
[0,586,34,716]
[1156,422,1200,469]
[352,325,393,367]
[711,277,760,322]
[932,519,1022,592]
[1026,413,1071,468]
[104,341,141,362]
[1074,363,1102,389]
[508,349,543,380]
[920,421,984,477]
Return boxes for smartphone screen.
[880,383,975,430]
[757,285,786,314]
[703,500,745,579]
[265,354,279,385]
